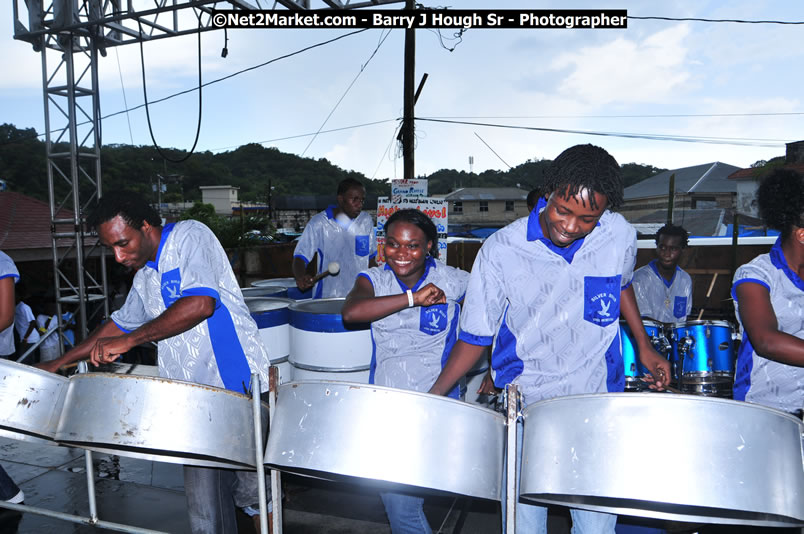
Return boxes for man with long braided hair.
[430,144,670,533]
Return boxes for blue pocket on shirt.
[161,268,182,308]
[583,275,621,327]
[355,235,370,257]
[673,296,687,319]
[419,303,448,335]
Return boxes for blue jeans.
[502,419,617,534]
[0,465,20,501]
[380,491,432,534]
[183,466,271,534]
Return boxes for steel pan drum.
[265,381,505,501]
[520,393,804,527]
[246,297,294,384]
[56,374,268,469]
[0,359,69,444]
[288,299,372,383]
[250,278,312,300]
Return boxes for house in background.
[442,187,530,236]
[619,162,744,236]
[728,140,804,219]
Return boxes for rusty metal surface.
[0,359,69,444]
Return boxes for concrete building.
[199,185,242,215]
[443,187,530,228]
[728,141,804,219]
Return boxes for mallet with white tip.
[311,261,340,283]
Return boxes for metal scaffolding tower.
[12,0,403,349]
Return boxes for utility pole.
[402,0,415,180]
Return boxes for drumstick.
[311,261,340,284]
[639,377,682,394]
[696,272,719,321]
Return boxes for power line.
[301,28,392,156]
[209,119,399,152]
[0,29,372,148]
[424,112,804,120]
[474,132,511,169]
[629,15,804,25]
[416,117,793,148]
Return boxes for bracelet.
[406,289,414,308]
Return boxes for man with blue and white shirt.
[293,178,377,298]
[38,191,272,534]
[0,250,25,506]
[429,145,671,534]
[632,224,693,323]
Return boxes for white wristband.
[406,289,414,308]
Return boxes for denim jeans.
[183,466,271,534]
[502,419,617,534]
[380,491,432,534]
[0,466,20,501]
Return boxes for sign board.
[376,196,448,265]
[390,179,428,203]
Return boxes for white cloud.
[550,24,692,106]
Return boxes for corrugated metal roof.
[0,192,78,251]
[624,162,741,200]
[443,187,528,201]
[728,163,804,180]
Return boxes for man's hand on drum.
[638,346,672,390]
[89,335,133,366]
[413,283,446,307]
[477,370,500,395]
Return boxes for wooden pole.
[402,0,415,180]
[667,173,675,224]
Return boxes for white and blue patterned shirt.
[360,258,469,398]
[0,251,19,356]
[632,260,693,323]
[458,197,637,406]
[111,221,270,393]
[294,207,377,299]
[731,238,804,413]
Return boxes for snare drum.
[619,320,670,391]
[670,320,735,397]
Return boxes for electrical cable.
[209,118,398,152]
[629,15,804,25]
[301,28,392,156]
[474,132,511,169]
[115,47,135,145]
[416,117,792,148]
[137,14,203,163]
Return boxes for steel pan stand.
[0,362,170,534]
[252,367,283,534]
[504,383,520,534]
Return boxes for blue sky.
[1,1,802,182]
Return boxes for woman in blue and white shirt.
[343,208,469,534]
[732,168,804,414]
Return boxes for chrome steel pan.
[264,381,505,501]
[55,374,268,469]
[0,358,69,444]
[520,393,804,527]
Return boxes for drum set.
[621,319,737,397]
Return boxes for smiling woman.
[341,208,470,534]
